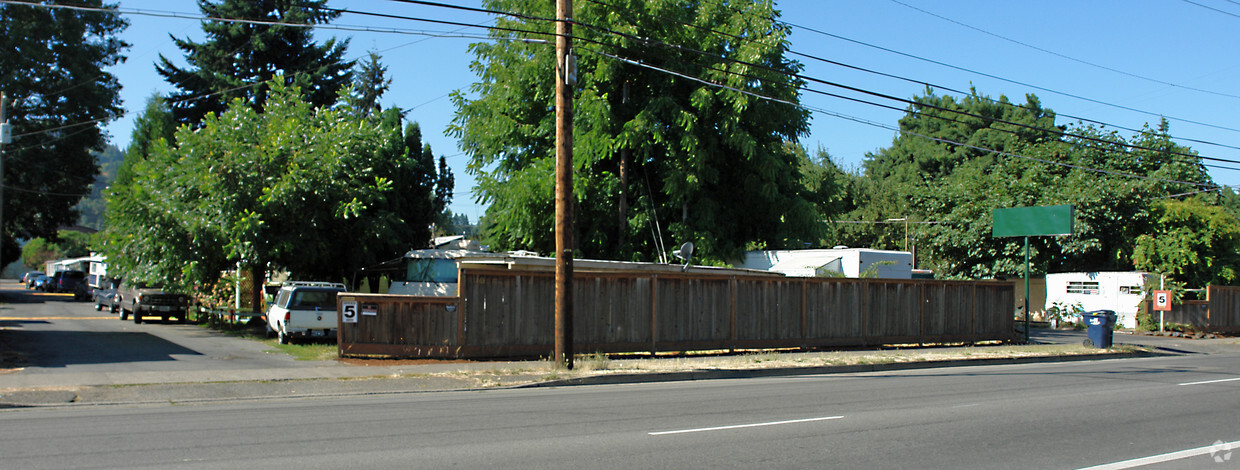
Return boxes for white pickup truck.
[265,281,346,344]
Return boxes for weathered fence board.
[339,267,1016,359]
[804,280,862,340]
[1209,287,1240,333]
[337,294,460,357]
[1134,287,1240,333]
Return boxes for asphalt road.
[0,280,324,376]
[2,349,1239,469]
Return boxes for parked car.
[51,270,89,300]
[116,281,190,323]
[32,274,51,291]
[20,271,42,288]
[266,281,346,344]
[94,289,118,313]
[92,278,121,312]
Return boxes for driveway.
[1031,325,1240,354]
[0,280,358,388]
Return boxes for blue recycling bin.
[1081,310,1118,348]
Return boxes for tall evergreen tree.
[0,1,128,263]
[350,51,391,117]
[156,0,352,126]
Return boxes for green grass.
[270,342,338,361]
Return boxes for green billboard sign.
[992,205,1074,238]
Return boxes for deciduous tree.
[451,0,816,262]
[104,81,452,307]
[1134,197,1240,288]
[0,1,127,262]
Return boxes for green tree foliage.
[838,90,1062,268]
[102,96,206,286]
[74,144,125,230]
[350,51,392,117]
[865,90,1060,185]
[156,0,352,126]
[1133,197,1240,287]
[0,1,127,262]
[835,88,1227,283]
[437,212,476,237]
[103,81,451,303]
[451,0,816,262]
[21,231,93,270]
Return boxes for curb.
[0,349,1168,409]
[522,349,1165,388]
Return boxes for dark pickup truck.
[115,281,190,324]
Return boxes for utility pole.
[554,0,575,370]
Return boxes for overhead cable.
[582,46,1221,190]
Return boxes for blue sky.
[104,1,1240,222]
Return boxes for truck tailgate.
[289,308,338,331]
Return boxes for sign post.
[1152,289,1172,333]
[993,205,1075,343]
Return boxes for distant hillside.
[74,143,123,230]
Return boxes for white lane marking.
[649,416,843,436]
[1077,440,1240,469]
[1178,377,1240,386]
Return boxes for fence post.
[650,274,658,356]
[800,278,808,348]
[859,279,868,346]
[918,282,925,345]
[729,276,737,353]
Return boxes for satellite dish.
[673,242,694,271]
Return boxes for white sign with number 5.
[342,301,359,323]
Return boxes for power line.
[5,185,90,198]
[582,46,1220,191]
[760,6,1240,135]
[325,3,553,40]
[828,220,954,225]
[383,0,558,25]
[559,13,1240,168]
[0,0,545,143]
[1182,0,1240,19]
[11,0,1239,181]
[889,0,1240,100]
[581,0,1240,156]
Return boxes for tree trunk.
[618,80,631,254]
[249,264,265,314]
[619,147,629,252]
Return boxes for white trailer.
[1044,272,1148,329]
[739,248,914,279]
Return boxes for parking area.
[0,280,362,388]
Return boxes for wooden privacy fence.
[1143,300,1210,329]
[338,267,1016,359]
[1138,286,1240,333]
[1205,286,1240,332]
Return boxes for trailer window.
[405,259,459,283]
[1066,281,1100,295]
